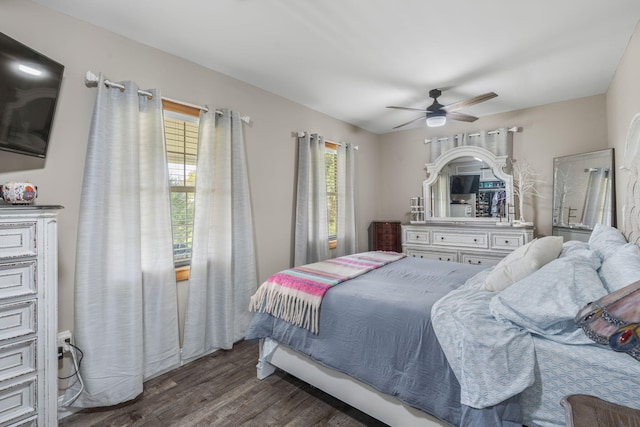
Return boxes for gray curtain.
[581,168,610,227]
[72,75,180,407]
[182,109,257,362]
[294,133,330,265]
[335,142,357,256]
[429,128,512,161]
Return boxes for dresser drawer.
[0,262,36,301]
[432,231,488,248]
[406,230,429,244]
[460,253,503,266]
[0,340,36,383]
[0,302,36,342]
[374,223,396,234]
[10,415,37,426]
[491,233,525,250]
[375,231,396,245]
[0,377,36,425]
[0,224,36,260]
[406,249,456,262]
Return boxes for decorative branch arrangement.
[512,160,544,225]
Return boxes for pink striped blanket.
[249,251,406,334]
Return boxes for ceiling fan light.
[426,115,446,127]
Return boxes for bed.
[245,227,640,427]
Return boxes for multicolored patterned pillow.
[575,280,640,361]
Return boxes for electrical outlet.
[57,330,72,352]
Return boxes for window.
[325,141,338,249]
[163,100,199,268]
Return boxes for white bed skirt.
[257,338,448,427]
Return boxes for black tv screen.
[450,174,480,194]
[0,32,64,158]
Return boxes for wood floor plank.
[59,340,388,427]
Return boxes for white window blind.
[164,110,199,265]
[325,142,338,240]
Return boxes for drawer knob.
[440,236,445,240]
[468,259,482,265]
[473,238,477,242]
[504,240,510,244]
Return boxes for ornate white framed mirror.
[423,146,514,222]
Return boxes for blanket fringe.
[249,280,322,334]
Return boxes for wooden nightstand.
[368,221,401,253]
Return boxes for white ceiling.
[33,0,640,134]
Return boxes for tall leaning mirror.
[552,148,615,242]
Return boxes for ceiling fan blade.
[392,115,425,129]
[443,92,497,112]
[447,111,478,122]
[386,106,428,112]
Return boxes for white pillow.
[482,236,563,291]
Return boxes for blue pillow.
[559,240,590,259]
[588,223,627,260]
[490,250,607,344]
[598,242,640,292]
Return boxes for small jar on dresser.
[0,206,61,426]
[402,222,534,266]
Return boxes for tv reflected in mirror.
[450,174,480,195]
[0,32,64,158]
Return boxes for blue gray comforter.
[245,257,521,426]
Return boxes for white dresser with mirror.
[402,223,533,266]
[404,144,533,265]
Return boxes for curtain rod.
[84,71,250,123]
[294,131,359,150]
[423,126,520,144]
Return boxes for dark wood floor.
[59,340,387,427]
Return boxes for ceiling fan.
[387,89,498,129]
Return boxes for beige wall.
[607,21,640,227]
[0,1,381,340]
[378,95,608,236]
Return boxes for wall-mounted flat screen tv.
[0,32,64,158]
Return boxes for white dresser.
[402,223,534,266]
[0,207,60,426]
